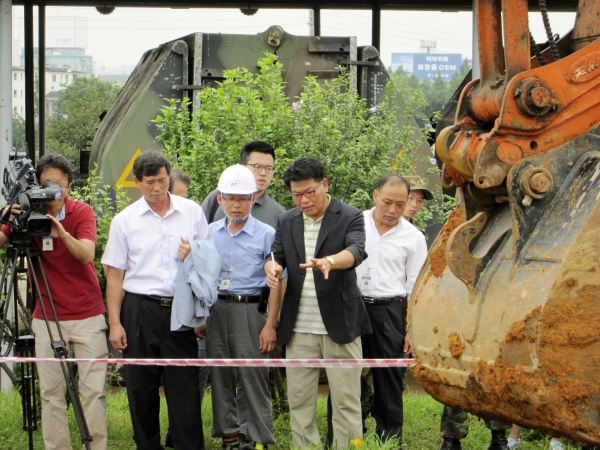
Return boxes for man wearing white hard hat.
[207,164,280,450]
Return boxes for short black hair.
[133,150,171,181]
[377,174,410,193]
[169,169,191,192]
[283,157,325,190]
[36,153,74,184]
[239,141,276,165]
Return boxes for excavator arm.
[409,0,600,444]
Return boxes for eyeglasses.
[290,180,323,201]
[246,163,274,174]
[221,195,252,204]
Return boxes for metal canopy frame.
[9,0,579,10]
[4,0,578,164]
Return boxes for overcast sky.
[11,6,576,71]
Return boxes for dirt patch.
[504,306,541,344]
[428,209,464,279]
[433,327,438,334]
[448,333,465,358]
[540,284,600,348]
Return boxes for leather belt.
[362,296,407,308]
[218,294,261,303]
[139,294,173,307]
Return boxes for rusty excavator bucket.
[409,0,600,445]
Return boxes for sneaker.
[440,437,462,450]
[549,440,564,450]
[507,438,521,450]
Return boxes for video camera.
[1,155,62,236]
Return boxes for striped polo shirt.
[293,197,331,335]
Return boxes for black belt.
[135,293,174,307]
[362,296,407,308]
[218,294,261,303]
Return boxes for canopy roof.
[11,0,578,11]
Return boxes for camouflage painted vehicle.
[90,26,435,208]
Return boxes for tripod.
[0,231,92,450]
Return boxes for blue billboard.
[391,53,464,81]
[413,53,463,80]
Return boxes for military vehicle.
[90,25,435,212]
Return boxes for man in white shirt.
[357,175,427,447]
[102,151,211,450]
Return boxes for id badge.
[361,275,372,290]
[219,277,231,290]
[42,236,53,251]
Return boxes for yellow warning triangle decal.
[115,148,142,188]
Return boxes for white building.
[11,14,92,118]
[11,66,90,117]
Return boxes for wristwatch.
[325,256,335,270]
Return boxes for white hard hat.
[217,164,257,195]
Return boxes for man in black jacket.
[265,158,371,449]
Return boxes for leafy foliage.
[70,165,129,292]
[391,58,471,128]
[46,76,121,187]
[11,113,26,154]
[155,53,436,215]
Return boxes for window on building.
[13,90,17,97]
[20,73,23,81]
[20,107,23,114]
[65,75,69,82]
[52,75,56,82]
[20,90,23,97]
[13,107,17,113]
[13,73,16,80]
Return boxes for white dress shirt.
[102,194,212,297]
[355,208,427,298]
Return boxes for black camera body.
[2,155,62,236]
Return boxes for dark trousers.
[362,300,407,441]
[121,292,204,450]
[326,299,406,445]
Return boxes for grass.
[0,386,591,449]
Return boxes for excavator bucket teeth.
[410,125,600,445]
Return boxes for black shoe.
[488,430,508,450]
[582,445,599,450]
[239,440,267,450]
[222,437,240,450]
[440,437,462,450]
[239,440,254,450]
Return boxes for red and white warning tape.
[0,357,414,368]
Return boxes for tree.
[12,112,26,153]
[46,76,120,186]
[391,57,472,128]
[155,54,449,221]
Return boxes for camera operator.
[0,153,108,450]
